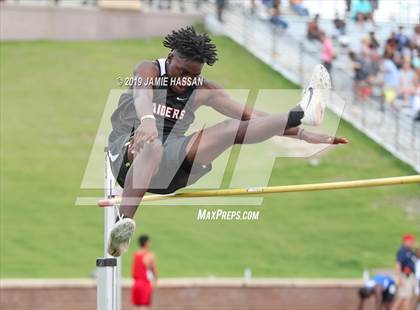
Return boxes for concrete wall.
[0,4,203,40]
[0,278,376,310]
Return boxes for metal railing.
[204,2,420,172]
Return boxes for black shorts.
[116,135,212,195]
[382,289,395,302]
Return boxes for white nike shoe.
[107,218,136,257]
[299,64,331,126]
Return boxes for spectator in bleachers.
[368,31,380,51]
[216,0,226,22]
[399,59,417,108]
[351,0,373,25]
[410,25,420,50]
[369,52,381,79]
[395,49,412,71]
[361,37,373,57]
[289,0,309,17]
[333,12,347,36]
[382,51,400,109]
[349,51,371,101]
[320,31,334,73]
[250,0,256,15]
[369,0,378,11]
[370,0,378,8]
[270,0,288,30]
[395,26,411,52]
[333,13,349,47]
[412,49,420,74]
[385,32,398,62]
[307,14,322,41]
[411,77,420,121]
[394,28,412,69]
[345,0,351,13]
[262,0,274,10]
[361,36,381,83]
[358,38,376,77]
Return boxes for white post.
[97,148,121,310]
[96,258,118,310]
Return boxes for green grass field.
[1,36,419,278]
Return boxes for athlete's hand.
[132,119,158,153]
[302,130,349,145]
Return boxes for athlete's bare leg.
[119,140,163,218]
[186,63,332,164]
[107,140,162,255]
[185,112,294,165]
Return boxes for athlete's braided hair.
[163,26,218,66]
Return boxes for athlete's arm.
[144,253,158,284]
[132,61,159,151]
[202,80,291,124]
[202,80,347,144]
[150,254,158,282]
[201,80,257,120]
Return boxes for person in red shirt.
[131,235,157,309]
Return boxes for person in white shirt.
[399,59,417,107]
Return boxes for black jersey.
[151,58,196,140]
[109,58,198,152]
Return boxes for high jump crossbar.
[98,175,420,206]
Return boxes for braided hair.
[163,26,218,66]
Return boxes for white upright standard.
[96,148,122,310]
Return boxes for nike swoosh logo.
[109,153,119,162]
[306,87,314,109]
[177,97,188,101]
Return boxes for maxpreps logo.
[197,209,260,221]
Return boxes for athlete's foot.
[299,64,331,126]
[107,216,136,257]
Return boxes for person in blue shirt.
[351,0,373,24]
[393,234,417,310]
[270,0,288,29]
[358,274,396,310]
[395,26,411,52]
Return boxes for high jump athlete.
[106,26,348,256]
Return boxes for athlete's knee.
[130,140,163,177]
[143,139,163,158]
[219,119,248,144]
[233,120,249,144]
[220,118,240,129]
[145,139,163,152]
[138,139,163,171]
